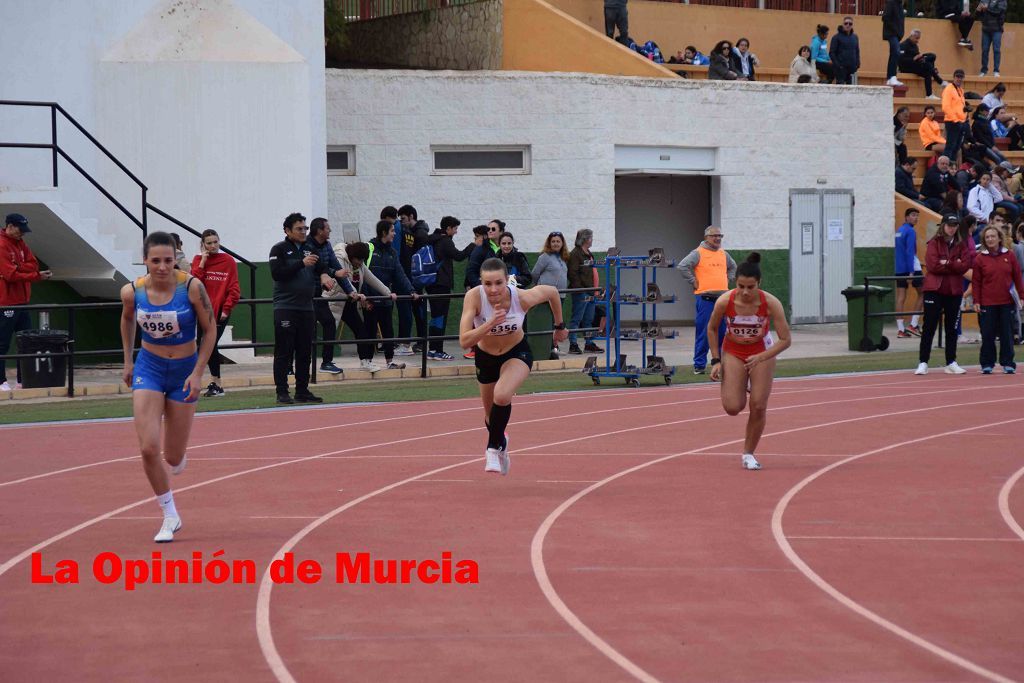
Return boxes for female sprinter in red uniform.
[460,257,568,475]
[121,232,216,541]
[707,253,791,470]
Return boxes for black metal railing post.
[67,309,76,397]
[50,105,58,187]
[141,188,148,240]
[249,268,258,343]
[420,315,429,378]
[863,276,870,351]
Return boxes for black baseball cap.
[4,213,30,233]
[941,213,960,225]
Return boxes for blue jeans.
[693,295,726,370]
[981,31,1002,73]
[885,36,900,79]
[569,292,595,345]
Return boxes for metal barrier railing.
[0,288,600,397]
[861,275,947,350]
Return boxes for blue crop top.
[133,271,198,345]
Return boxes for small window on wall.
[327,146,355,176]
[431,146,531,175]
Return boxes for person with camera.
[269,212,334,404]
[942,69,972,164]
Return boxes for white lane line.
[537,480,602,484]
[413,479,474,483]
[107,516,163,520]
[0,374,970,487]
[696,451,850,458]
[997,466,1024,542]
[250,516,321,520]
[788,535,1021,543]
[772,418,1024,683]
[530,396,1024,683]
[254,387,1019,683]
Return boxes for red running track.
[1,372,1022,682]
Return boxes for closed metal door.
[789,191,822,324]
[822,191,854,321]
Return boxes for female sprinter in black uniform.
[460,257,568,475]
[706,253,791,470]
[120,232,216,542]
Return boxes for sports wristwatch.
[553,322,566,330]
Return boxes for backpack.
[410,243,440,288]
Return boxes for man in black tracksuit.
[269,212,333,404]
[424,216,476,360]
[396,204,430,353]
[368,220,416,368]
[305,217,354,375]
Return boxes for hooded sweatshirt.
[425,229,474,291]
[190,251,241,318]
[0,232,42,306]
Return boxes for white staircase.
[218,324,256,364]
[0,187,143,299]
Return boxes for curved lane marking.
[998,465,1024,541]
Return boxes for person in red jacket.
[915,214,972,375]
[190,229,240,397]
[972,225,1024,374]
[1,213,52,391]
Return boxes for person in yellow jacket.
[918,104,946,157]
[941,69,971,164]
[677,226,737,374]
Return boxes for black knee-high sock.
[487,403,512,449]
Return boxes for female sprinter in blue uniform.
[120,232,216,542]
[706,253,791,470]
[459,257,569,475]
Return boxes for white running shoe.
[154,516,182,543]
[484,447,502,474]
[886,76,905,86]
[499,433,510,476]
[393,344,414,356]
[360,359,381,372]
[945,361,967,374]
[925,93,940,100]
[914,362,928,375]
[169,453,187,475]
[742,453,762,470]
[0,381,10,392]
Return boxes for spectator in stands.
[935,0,976,48]
[708,40,739,81]
[941,188,966,221]
[604,0,628,42]
[305,217,353,376]
[898,30,945,99]
[973,223,1023,373]
[0,213,52,392]
[922,155,954,211]
[1009,167,1024,196]
[882,0,906,87]
[968,169,1000,232]
[894,106,911,164]
[269,212,332,404]
[368,219,417,370]
[830,16,860,85]
[466,221,503,289]
[789,46,819,84]
[896,158,921,201]
[895,208,924,338]
[942,69,971,164]
[977,0,1007,77]
[971,103,1010,165]
[674,46,709,66]
[567,229,601,355]
[323,242,379,372]
[190,229,240,397]
[730,38,758,81]
[914,214,971,375]
[678,225,735,375]
[991,164,1022,221]
[497,232,532,288]
[170,233,189,271]
[532,231,570,359]
[990,107,1024,151]
[811,25,835,84]
[919,105,947,157]
[395,204,429,356]
[982,83,1007,111]
[423,216,475,361]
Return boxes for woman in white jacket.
[966,170,1000,236]
[788,46,819,83]
[324,241,393,372]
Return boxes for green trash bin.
[842,285,892,352]
[526,301,556,363]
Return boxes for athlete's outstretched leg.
[163,398,197,474]
[742,357,776,468]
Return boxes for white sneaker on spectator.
[925,94,940,100]
[484,447,502,474]
[394,344,414,356]
[0,381,10,392]
[886,76,905,86]
[360,359,381,372]
[994,72,1001,78]
[742,453,762,470]
[945,361,967,374]
[957,334,979,344]
[914,362,928,375]
[154,516,181,543]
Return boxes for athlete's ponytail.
[736,252,762,282]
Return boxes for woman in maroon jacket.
[972,225,1024,374]
[190,229,240,397]
[915,214,972,375]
